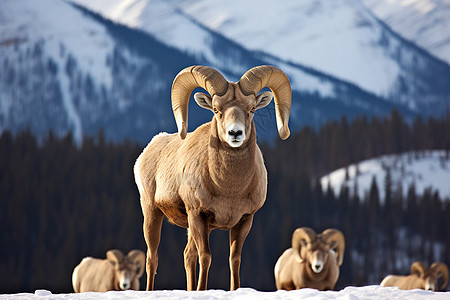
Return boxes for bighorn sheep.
[274,227,345,291]
[72,249,145,292]
[134,65,291,291]
[380,261,448,291]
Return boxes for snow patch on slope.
[69,0,233,71]
[0,0,115,143]
[169,0,403,98]
[69,0,340,99]
[361,0,450,65]
[1,0,114,88]
[321,150,450,202]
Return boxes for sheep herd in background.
[71,65,448,293]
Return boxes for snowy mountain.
[2,0,449,144]
[0,0,115,143]
[166,0,450,114]
[1,0,418,144]
[2,286,450,299]
[361,0,450,65]
[0,0,185,144]
[321,150,450,202]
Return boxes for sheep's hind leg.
[184,228,198,291]
[187,212,212,290]
[143,207,164,291]
[229,214,254,290]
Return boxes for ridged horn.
[430,262,448,290]
[238,65,292,140]
[171,66,229,139]
[127,250,146,278]
[411,261,427,277]
[292,227,316,262]
[321,228,345,266]
[106,249,125,264]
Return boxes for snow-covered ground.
[321,150,450,202]
[2,286,449,300]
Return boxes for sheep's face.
[418,273,438,291]
[424,278,436,291]
[113,261,140,290]
[300,239,334,274]
[194,84,273,148]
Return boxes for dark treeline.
[1,111,450,293]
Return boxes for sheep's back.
[275,248,299,289]
[73,258,116,292]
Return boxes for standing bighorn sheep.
[134,65,291,291]
[274,227,345,291]
[380,261,448,291]
[72,249,145,292]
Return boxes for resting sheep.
[72,249,145,292]
[134,65,292,290]
[380,261,448,291]
[274,227,345,291]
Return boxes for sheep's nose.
[121,280,130,290]
[315,264,321,270]
[228,130,243,138]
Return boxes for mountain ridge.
[0,0,447,144]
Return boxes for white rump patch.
[149,132,174,146]
[380,275,393,286]
[135,132,176,193]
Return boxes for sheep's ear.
[106,249,124,266]
[411,261,426,277]
[194,92,213,110]
[255,91,273,109]
[329,240,338,250]
[300,239,308,248]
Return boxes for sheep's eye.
[213,107,219,114]
[250,107,256,113]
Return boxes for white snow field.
[2,286,450,300]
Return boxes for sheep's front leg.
[187,212,211,290]
[229,214,254,290]
[184,228,198,291]
[142,206,164,291]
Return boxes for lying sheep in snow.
[274,227,345,291]
[380,261,448,291]
[72,249,145,292]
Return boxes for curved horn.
[411,261,427,277]
[292,227,316,262]
[321,228,345,266]
[430,262,448,290]
[238,65,292,140]
[106,249,125,265]
[127,250,146,278]
[171,66,229,139]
